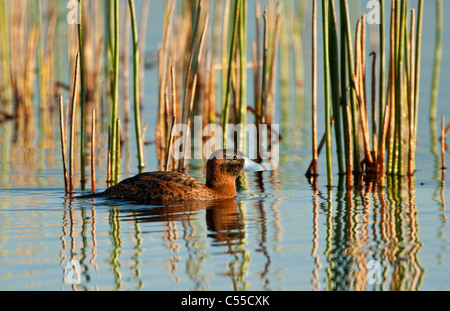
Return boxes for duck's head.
[205,149,264,196]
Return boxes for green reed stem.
[328,0,344,175]
[238,0,247,153]
[339,0,349,175]
[0,0,9,90]
[78,0,86,188]
[414,0,423,140]
[222,0,241,149]
[341,0,360,175]
[322,0,333,186]
[291,1,305,106]
[395,0,407,176]
[386,0,396,175]
[221,0,230,127]
[379,0,386,143]
[430,0,443,122]
[110,0,120,184]
[128,0,145,172]
[280,2,289,122]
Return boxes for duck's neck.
[205,162,237,198]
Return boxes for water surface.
[1,0,450,291]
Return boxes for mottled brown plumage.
[80,149,262,203]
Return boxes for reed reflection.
[60,197,99,291]
[124,199,250,291]
[61,197,253,290]
[313,176,424,291]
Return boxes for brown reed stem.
[156,48,165,162]
[379,98,391,186]
[370,51,378,161]
[165,117,176,172]
[354,19,373,165]
[181,0,203,125]
[260,8,268,125]
[115,118,121,182]
[166,66,177,171]
[306,116,336,177]
[361,14,367,108]
[59,94,69,194]
[69,53,80,195]
[106,125,111,188]
[408,9,416,176]
[179,10,208,169]
[346,105,353,187]
[91,108,96,193]
[311,0,318,177]
[181,74,199,171]
[171,66,176,123]
[442,115,446,170]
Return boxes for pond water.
[1,0,450,291]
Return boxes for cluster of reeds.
[307,0,428,187]
[0,1,301,193]
[0,1,109,193]
[156,0,291,172]
[59,0,149,194]
[0,1,47,128]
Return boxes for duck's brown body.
[78,149,263,203]
[102,171,235,201]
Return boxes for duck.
[78,149,264,202]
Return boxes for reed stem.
[78,0,86,189]
[379,0,386,138]
[115,118,121,183]
[322,0,333,186]
[222,0,241,149]
[91,108,96,193]
[311,0,318,177]
[59,95,69,194]
[328,0,344,175]
[128,0,145,171]
[0,0,10,90]
[408,9,416,176]
[430,0,443,122]
[341,0,360,175]
[395,0,407,176]
[260,8,268,126]
[442,115,446,170]
[69,54,80,195]
[238,0,247,154]
[413,0,423,145]
[110,0,120,185]
[165,117,176,172]
[266,8,282,126]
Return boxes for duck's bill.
[243,157,265,172]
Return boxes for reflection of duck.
[205,200,245,245]
[121,200,245,245]
[79,149,263,203]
